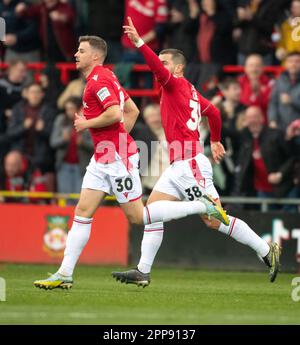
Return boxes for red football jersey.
[82,65,137,164]
[238,73,272,123]
[122,0,168,50]
[139,44,222,163]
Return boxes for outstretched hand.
[123,17,141,45]
[210,141,226,164]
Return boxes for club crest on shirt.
[97,87,111,102]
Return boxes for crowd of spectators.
[1,0,300,210]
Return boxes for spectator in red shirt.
[234,106,295,206]
[122,0,168,52]
[238,54,273,123]
[121,0,168,89]
[16,0,77,62]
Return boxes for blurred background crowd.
[1,0,300,211]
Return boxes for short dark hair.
[24,81,43,91]
[159,48,186,66]
[64,96,82,110]
[7,58,26,70]
[219,77,239,90]
[79,35,107,60]
[286,51,300,59]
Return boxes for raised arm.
[123,17,174,87]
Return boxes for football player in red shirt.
[34,35,228,290]
[112,18,281,287]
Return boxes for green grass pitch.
[0,264,299,325]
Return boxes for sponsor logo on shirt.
[92,74,98,81]
[97,87,111,102]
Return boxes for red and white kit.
[138,43,223,200]
[81,65,142,203]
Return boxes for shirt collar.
[86,65,103,81]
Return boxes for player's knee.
[75,203,93,218]
[126,212,143,225]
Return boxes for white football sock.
[58,215,92,277]
[218,216,270,257]
[137,222,164,274]
[143,200,207,225]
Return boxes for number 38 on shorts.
[184,186,202,201]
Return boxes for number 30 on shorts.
[115,177,133,192]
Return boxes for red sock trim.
[229,217,236,237]
[74,218,92,225]
[144,228,164,232]
[129,194,143,202]
[145,206,151,224]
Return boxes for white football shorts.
[153,152,220,201]
[82,153,143,203]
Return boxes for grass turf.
[0,264,299,325]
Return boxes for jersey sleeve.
[199,94,222,142]
[139,43,176,89]
[121,86,130,102]
[94,78,119,110]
